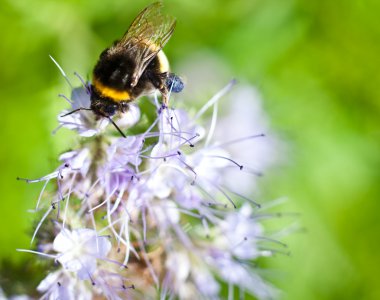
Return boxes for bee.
[63,2,184,137]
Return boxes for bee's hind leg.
[148,72,170,107]
[159,86,169,108]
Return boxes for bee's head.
[90,89,119,117]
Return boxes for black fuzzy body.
[91,48,167,117]
[94,49,163,97]
[91,46,183,117]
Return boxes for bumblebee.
[91,2,183,118]
[64,2,183,137]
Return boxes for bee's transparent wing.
[113,2,176,86]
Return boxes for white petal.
[70,148,90,171]
[71,87,91,109]
[153,200,180,226]
[78,129,98,137]
[194,269,220,297]
[83,236,111,257]
[116,103,141,128]
[59,151,77,162]
[166,252,190,281]
[57,254,82,272]
[72,228,96,243]
[53,229,74,253]
[75,256,97,280]
[37,271,60,292]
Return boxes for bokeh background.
[1,0,379,299]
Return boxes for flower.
[17,70,283,300]
[57,87,107,137]
[53,228,111,280]
[37,271,92,300]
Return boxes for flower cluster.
[17,70,283,299]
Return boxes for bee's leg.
[120,101,130,113]
[158,74,170,107]
[148,71,170,107]
[159,86,169,107]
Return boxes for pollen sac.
[166,73,184,93]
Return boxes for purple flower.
[53,228,111,280]
[19,73,283,300]
[37,271,91,300]
[218,204,263,259]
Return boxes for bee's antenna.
[60,108,126,138]
[106,116,126,138]
[60,107,92,117]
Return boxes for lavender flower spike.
[17,71,283,299]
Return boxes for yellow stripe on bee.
[143,39,169,73]
[157,50,170,73]
[93,78,130,102]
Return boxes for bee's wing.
[114,2,176,87]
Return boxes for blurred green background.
[1,0,379,299]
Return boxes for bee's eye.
[103,104,117,116]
